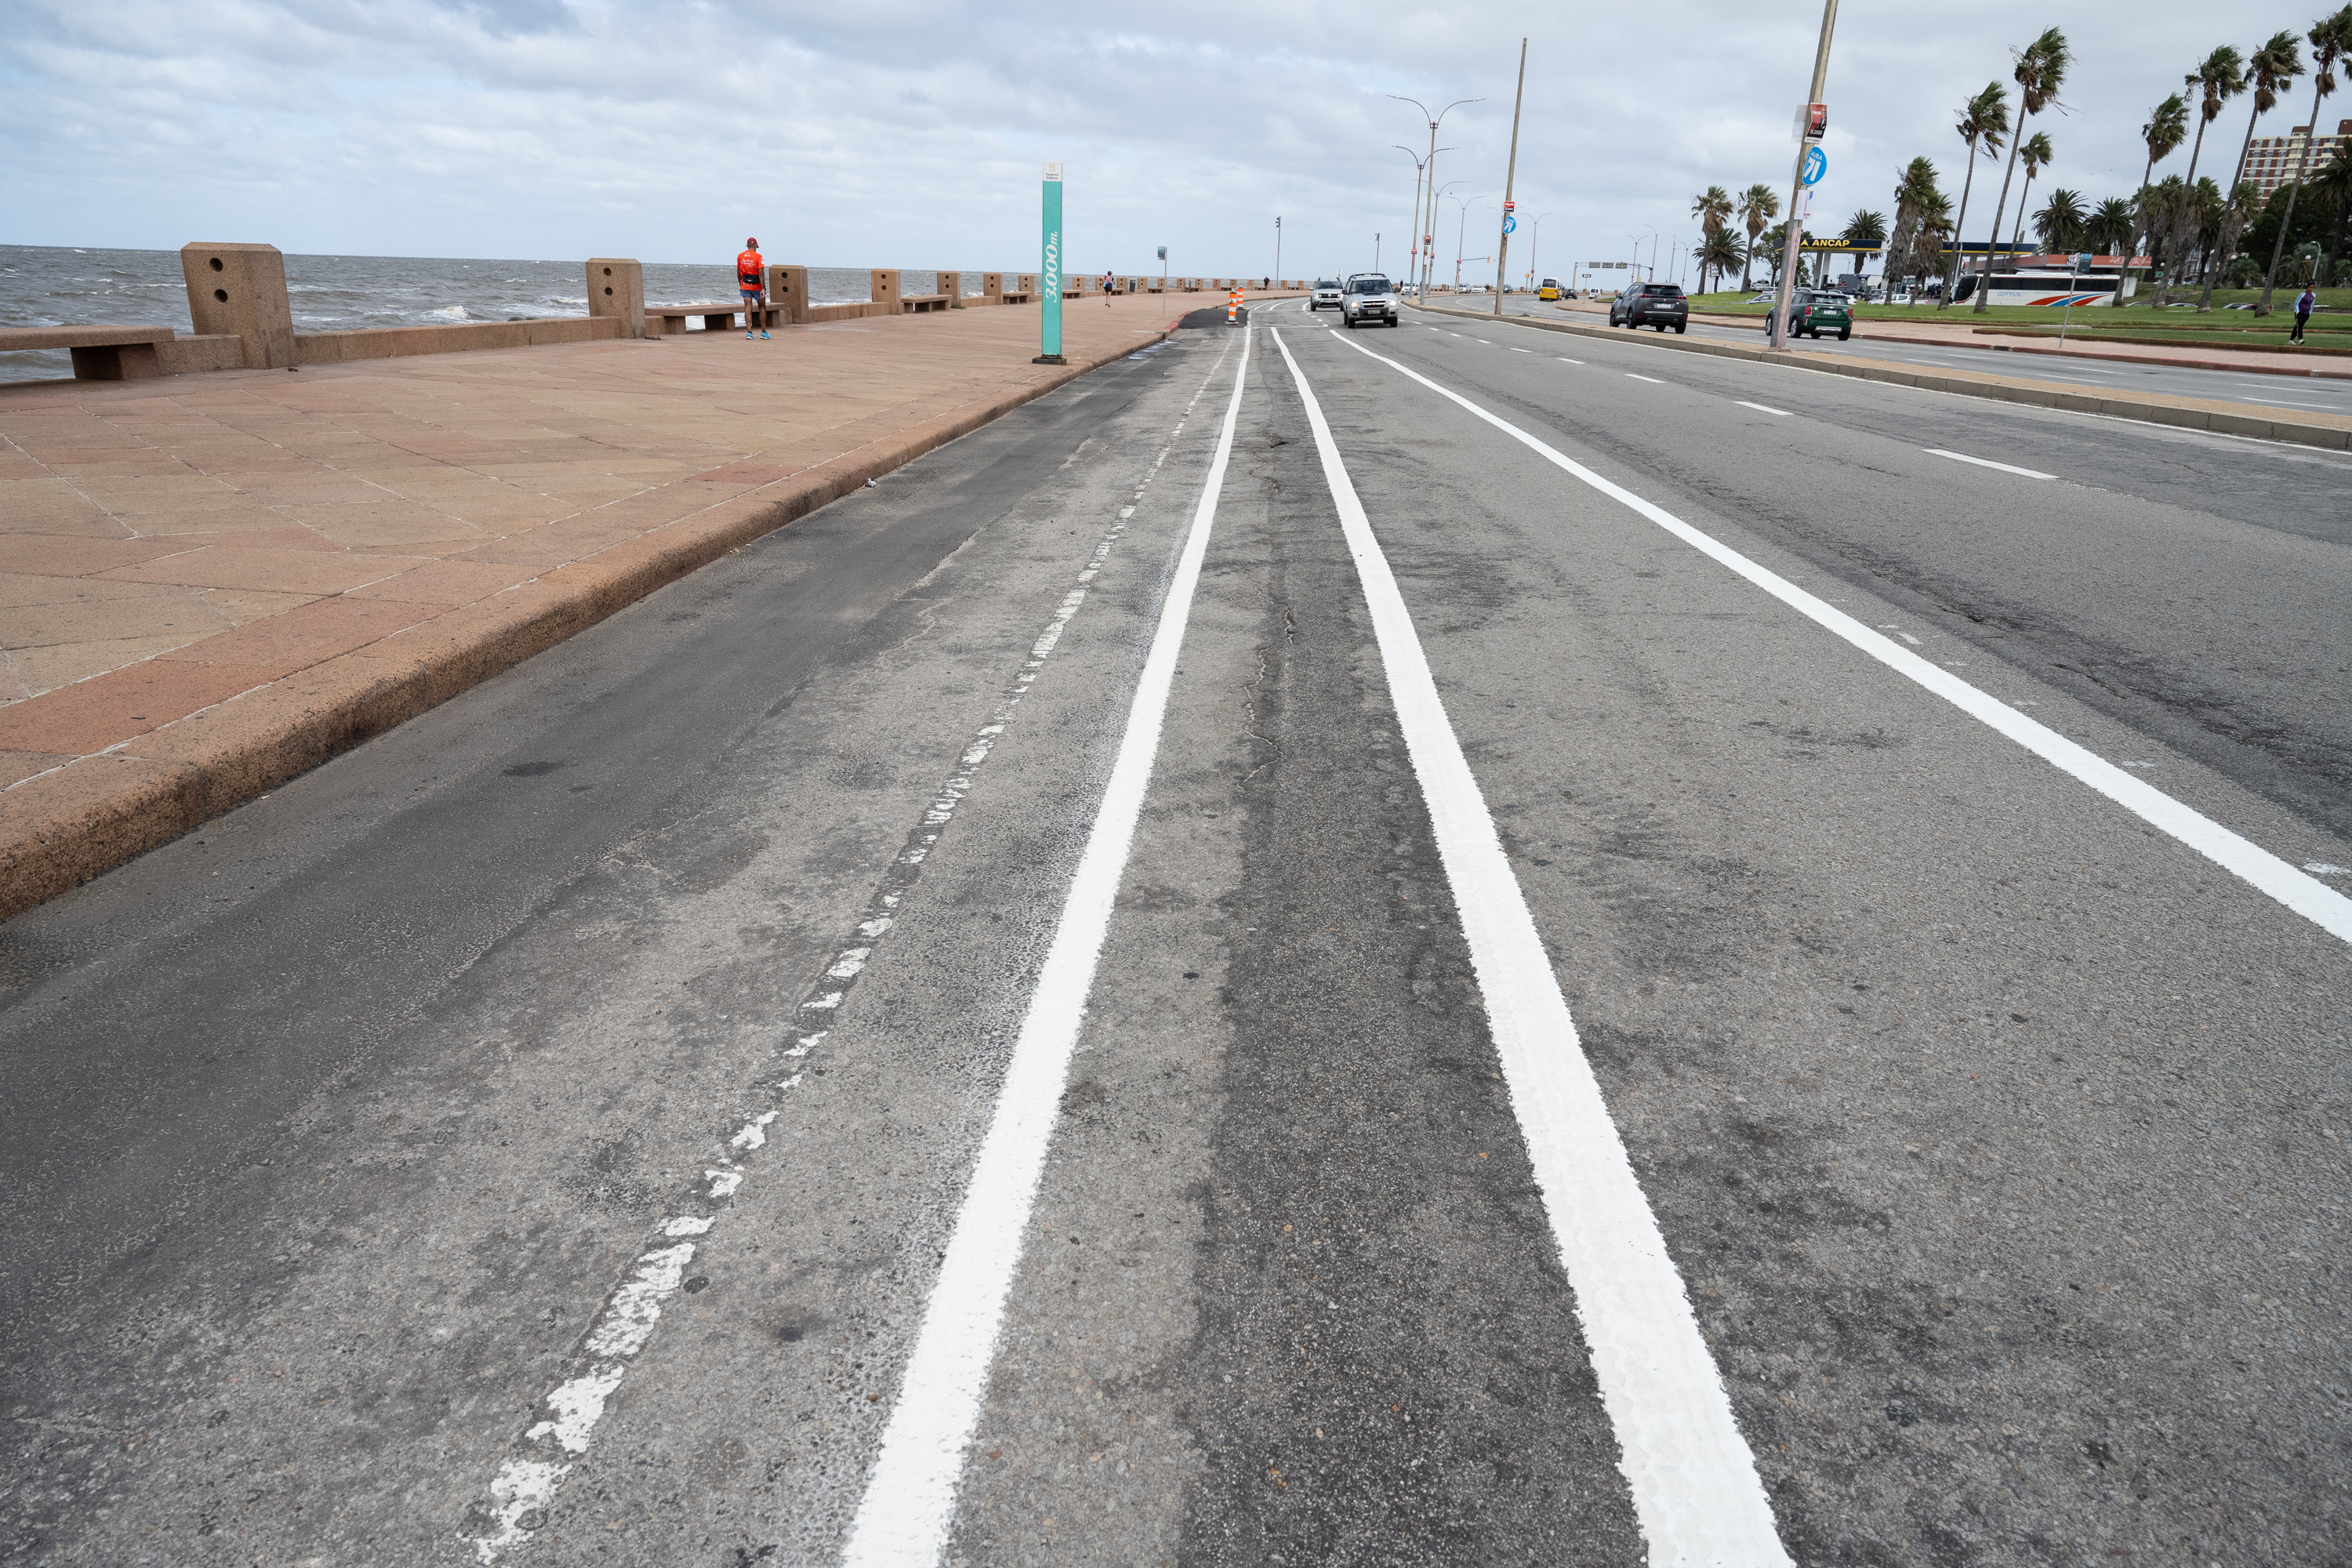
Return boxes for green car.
[1764,289,1853,341]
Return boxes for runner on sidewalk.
[2292,285,2317,345]
[738,239,770,340]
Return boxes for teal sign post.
[1035,162,1065,365]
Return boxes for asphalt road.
[5,303,2350,1566]
[1457,292,2352,416]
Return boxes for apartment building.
[2238,118,2350,203]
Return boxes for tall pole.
[1769,0,1839,349]
[1274,216,1282,287]
[1493,38,1528,315]
[1035,162,1065,365]
[1392,95,1482,305]
[1393,145,1428,289]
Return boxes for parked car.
[1342,274,1399,328]
[1610,282,1689,332]
[1764,289,1853,339]
[1309,280,1343,311]
[1538,277,1562,300]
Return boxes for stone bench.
[0,325,174,380]
[642,303,786,335]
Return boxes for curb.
[0,328,1176,922]
[1408,301,2352,453]
[1654,308,2352,380]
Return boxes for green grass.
[1966,327,2352,354]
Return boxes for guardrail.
[2,248,1305,383]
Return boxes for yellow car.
[1537,277,1562,300]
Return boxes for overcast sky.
[3,1,2335,282]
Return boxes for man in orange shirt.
[737,238,770,340]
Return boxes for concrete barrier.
[587,258,644,338]
[182,243,296,368]
[296,318,623,362]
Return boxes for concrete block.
[871,270,902,310]
[936,271,963,304]
[767,265,810,325]
[982,272,1004,303]
[67,343,162,380]
[154,335,246,375]
[182,243,296,368]
[586,258,644,338]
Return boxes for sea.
[0,247,989,383]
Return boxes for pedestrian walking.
[2292,284,2316,344]
[737,238,770,340]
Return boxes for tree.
[1940,82,2012,309]
[2033,188,2089,251]
[1737,183,1780,291]
[2113,92,2189,304]
[2157,44,2245,304]
[2205,31,2305,308]
[1696,230,1744,296]
[1840,209,1889,284]
[2087,197,2136,254]
[2318,146,2352,292]
[1914,190,1955,300]
[2260,6,2352,313]
[1882,158,1943,300]
[2009,133,2056,250]
[1975,27,2071,315]
[1692,186,1734,243]
[2204,180,2265,296]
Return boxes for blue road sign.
[1503,214,1517,235]
[1801,147,1828,187]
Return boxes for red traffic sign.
[1503,200,1515,211]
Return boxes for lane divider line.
[1625,373,1664,384]
[1326,328,2352,946]
[1557,357,1585,365]
[1924,448,2055,480]
[836,326,1256,1567]
[459,335,1246,1564]
[1734,401,1793,416]
[1272,328,1795,1566]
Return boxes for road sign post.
[1770,0,1839,350]
[1035,163,1065,365]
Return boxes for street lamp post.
[1769,0,1840,348]
[1526,212,1555,289]
[1493,38,1528,316]
[1390,145,1434,291]
[1450,193,1486,294]
[1390,93,1483,304]
[1274,216,1282,288]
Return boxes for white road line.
[1923,448,2055,480]
[1558,357,1585,365]
[837,328,1254,1568]
[1626,373,1664,384]
[1276,328,1791,1565]
[1474,338,1494,344]
[2241,395,2344,408]
[1734,400,1793,416]
[1327,329,2352,946]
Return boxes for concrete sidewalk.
[0,292,1221,916]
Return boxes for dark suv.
[1610,282,1689,333]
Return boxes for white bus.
[1950,256,2139,307]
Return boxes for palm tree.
[2260,6,2352,313]
[2319,148,2352,290]
[2157,45,2246,304]
[2087,197,2136,252]
[1840,209,1889,287]
[1692,186,1734,245]
[2113,91,2190,304]
[1737,183,1780,291]
[2204,31,2304,308]
[1940,82,2011,309]
[2033,188,2089,251]
[2009,132,2056,250]
[1882,158,1942,299]
[2142,174,2189,285]
[1696,230,1744,296]
[1913,190,1956,302]
[1976,27,2072,314]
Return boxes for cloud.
[1,0,2310,280]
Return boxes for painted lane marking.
[836,328,1254,1567]
[1279,328,1792,1565]
[1734,401,1793,416]
[1509,346,1532,353]
[460,338,1244,1564]
[1923,448,2055,480]
[1625,373,1664,384]
[1557,357,1585,365]
[1327,330,2352,947]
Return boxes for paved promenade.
[0,291,1236,913]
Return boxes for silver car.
[1341,274,1399,328]
[1308,279,1344,311]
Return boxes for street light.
[1390,93,1483,303]
[1526,212,1556,290]
[1447,192,1487,294]
[1770,0,1840,348]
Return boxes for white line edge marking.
[836,326,1254,1567]
[1557,357,1585,365]
[1327,329,2352,946]
[1275,327,1793,1564]
[1734,400,1793,416]
[1923,448,2056,480]
[1625,373,1664,384]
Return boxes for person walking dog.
[2292,284,2317,345]
[738,238,770,340]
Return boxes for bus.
[1949,254,2140,307]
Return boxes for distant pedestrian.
[737,238,770,340]
[2292,285,2316,344]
